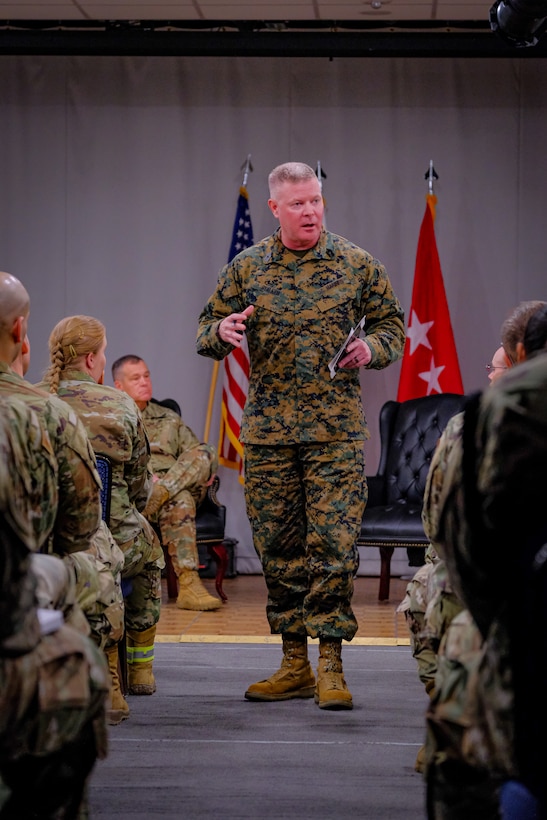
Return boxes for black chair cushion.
[196,485,226,543]
[358,501,427,545]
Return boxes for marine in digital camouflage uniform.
[197,162,404,709]
[111,355,222,611]
[0,395,109,819]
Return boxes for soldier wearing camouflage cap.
[197,161,405,709]
[0,395,109,818]
[112,354,222,611]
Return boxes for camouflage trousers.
[155,446,214,573]
[63,521,125,650]
[398,554,464,694]
[425,611,515,818]
[243,441,366,641]
[118,515,164,633]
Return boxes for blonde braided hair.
[43,315,105,394]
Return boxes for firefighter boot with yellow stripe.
[127,625,157,695]
[315,638,353,710]
[105,642,130,725]
[244,634,316,701]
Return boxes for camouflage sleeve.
[196,260,244,360]
[360,258,406,370]
[125,412,152,510]
[49,398,102,556]
[177,417,201,454]
[422,412,465,549]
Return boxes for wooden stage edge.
[156,574,412,647]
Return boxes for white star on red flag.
[418,356,445,395]
[406,309,434,355]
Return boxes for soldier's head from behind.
[44,315,107,393]
[522,303,547,360]
[0,271,30,367]
[111,355,152,411]
[500,300,546,364]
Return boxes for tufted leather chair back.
[358,392,467,600]
[381,394,466,507]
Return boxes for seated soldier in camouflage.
[40,315,164,719]
[0,272,124,725]
[11,329,125,658]
[399,302,547,779]
[111,355,221,611]
[0,396,109,819]
[421,308,547,819]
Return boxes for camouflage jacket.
[0,362,101,556]
[0,397,58,655]
[196,228,405,444]
[142,400,200,474]
[46,370,151,545]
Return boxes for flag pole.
[203,156,253,442]
[424,160,439,218]
[203,361,219,442]
[241,154,253,188]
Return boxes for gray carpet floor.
[88,642,427,819]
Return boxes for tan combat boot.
[127,625,157,695]
[415,679,436,773]
[142,482,169,521]
[245,635,316,701]
[105,642,130,725]
[176,567,222,611]
[315,638,353,710]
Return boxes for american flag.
[218,186,254,481]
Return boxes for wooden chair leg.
[209,542,228,603]
[162,545,178,599]
[378,545,395,601]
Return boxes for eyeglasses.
[485,363,508,373]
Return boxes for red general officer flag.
[397,194,464,401]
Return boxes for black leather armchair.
[357,393,467,601]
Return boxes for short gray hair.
[268,162,317,198]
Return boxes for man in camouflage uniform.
[40,314,164,714]
[111,354,222,611]
[197,161,404,709]
[0,395,109,819]
[0,273,123,654]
